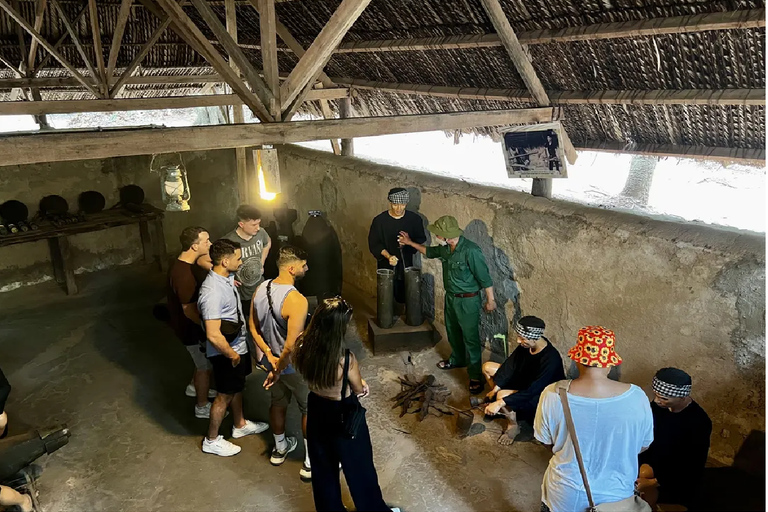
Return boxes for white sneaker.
[194,402,212,419]
[185,383,196,397]
[202,435,241,457]
[208,388,218,398]
[232,419,269,439]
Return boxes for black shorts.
[209,353,252,395]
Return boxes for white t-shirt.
[534,382,653,512]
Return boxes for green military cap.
[427,215,464,238]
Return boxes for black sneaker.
[270,437,298,466]
[299,463,311,482]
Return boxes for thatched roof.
[0,0,764,154]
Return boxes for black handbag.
[219,285,244,342]
[340,349,366,439]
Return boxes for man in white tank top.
[249,246,311,481]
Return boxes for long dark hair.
[294,297,353,390]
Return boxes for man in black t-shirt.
[367,188,426,303]
[637,368,712,509]
[482,316,565,442]
[168,226,215,418]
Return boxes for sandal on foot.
[436,360,465,370]
[469,380,484,395]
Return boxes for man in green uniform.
[399,215,496,394]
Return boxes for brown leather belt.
[453,292,479,298]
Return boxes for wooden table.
[0,208,167,295]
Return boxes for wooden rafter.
[0,54,23,76]
[279,0,371,112]
[10,0,28,71]
[33,2,87,73]
[154,0,273,121]
[0,90,350,116]
[109,16,173,98]
[190,0,274,109]
[26,0,47,70]
[106,0,134,79]
[480,0,577,168]
[0,107,555,166]
[0,74,221,88]
[48,0,102,93]
[578,141,765,165]
[331,79,766,106]
[88,0,107,94]
[334,9,766,53]
[225,0,248,203]
[258,0,280,119]
[0,0,101,96]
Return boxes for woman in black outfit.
[294,298,399,512]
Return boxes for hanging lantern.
[254,146,280,201]
[151,154,191,212]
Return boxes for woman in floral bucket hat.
[534,326,654,512]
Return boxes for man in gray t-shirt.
[222,205,272,310]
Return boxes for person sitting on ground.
[482,316,565,441]
[0,366,34,512]
[293,298,400,512]
[636,368,712,510]
[534,326,653,512]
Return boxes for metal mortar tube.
[404,267,423,326]
[376,269,395,328]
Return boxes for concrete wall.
[0,150,238,291]
[277,144,765,464]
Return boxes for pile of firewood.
[391,374,453,420]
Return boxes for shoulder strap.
[231,283,242,324]
[341,349,350,400]
[556,381,596,510]
[265,280,286,330]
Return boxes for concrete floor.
[0,264,552,512]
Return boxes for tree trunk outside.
[620,155,658,206]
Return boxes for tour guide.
[399,215,496,394]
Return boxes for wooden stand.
[0,208,166,295]
[367,315,440,355]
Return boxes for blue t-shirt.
[197,271,248,357]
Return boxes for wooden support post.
[258,0,280,120]
[225,0,249,204]
[48,235,77,295]
[139,219,154,263]
[88,0,108,96]
[107,0,134,80]
[531,178,552,199]
[339,97,353,156]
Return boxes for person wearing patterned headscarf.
[534,326,653,512]
[367,187,426,304]
[636,368,712,509]
[481,316,565,442]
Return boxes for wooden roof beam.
[106,0,134,80]
[190,0,275,109]
[0,89,349,115]
[578,141,765,165]
[480,0,577,169]
[153,0,274,121]
[0,107,555,166]
[335,9,766,53]
[48,0,102,95]
[258,0,280,119]
[33,3,87,74]
[332,78,766,106]
[109,16,173,97]
[87,0,108,95]
[0,0,101,97]
[26,0,46,70]
[279,0,371,112]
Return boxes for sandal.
[469,379,484,395]
[436,360,465,370]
